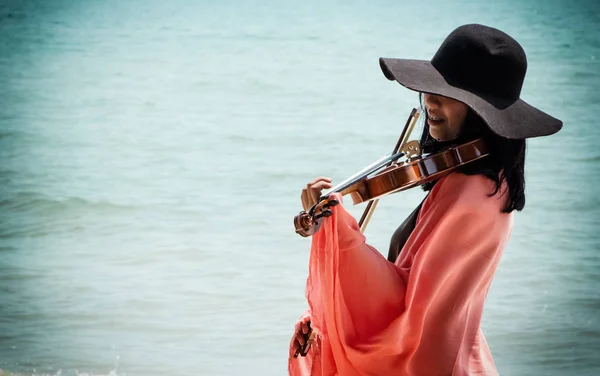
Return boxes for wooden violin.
[293,108,489,238]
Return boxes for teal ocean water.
[1,0,599,375]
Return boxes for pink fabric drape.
[288,172,513,376]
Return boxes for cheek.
[448,106,468,132]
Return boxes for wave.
[0,132,17,141]
[0,192,140,215]
[0,369,124,376]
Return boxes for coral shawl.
[288,172,513,376]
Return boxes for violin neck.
[320,151,404,200]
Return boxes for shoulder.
[425,172,508,215]
[412,173,513,253]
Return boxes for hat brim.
[379,57,562,139]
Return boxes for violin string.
[319,151,404,200]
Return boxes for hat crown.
[431,24,527,108]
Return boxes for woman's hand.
[292,315,315,357]
[294,316,311,349]
[301,177,332,212]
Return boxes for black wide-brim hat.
[379,24,562,139]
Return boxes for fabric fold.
[288,173,513,376]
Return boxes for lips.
[427,111,445,126]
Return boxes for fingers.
[302,322,309,334]
[301,187,310,212]
[308,176,332,186]
[309,180,333,202]
[295,331,315,356]
[292,318,317,358]
[291,338,303,358]
[294,321,311,347]
[301,177,333,212]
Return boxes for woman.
[288,24,562,375]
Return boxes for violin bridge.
[400,140,422,160]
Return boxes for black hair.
[418,94,526,213]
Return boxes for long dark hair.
[418,94,526,213]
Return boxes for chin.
[429,131,447,141]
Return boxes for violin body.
[340,138,488,204]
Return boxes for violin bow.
[358,108,421,233]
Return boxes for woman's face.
[423,94,469,141]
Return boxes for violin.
[293,108,489,239]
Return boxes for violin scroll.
[294,198,339,237]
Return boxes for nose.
[423,93,441,109]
